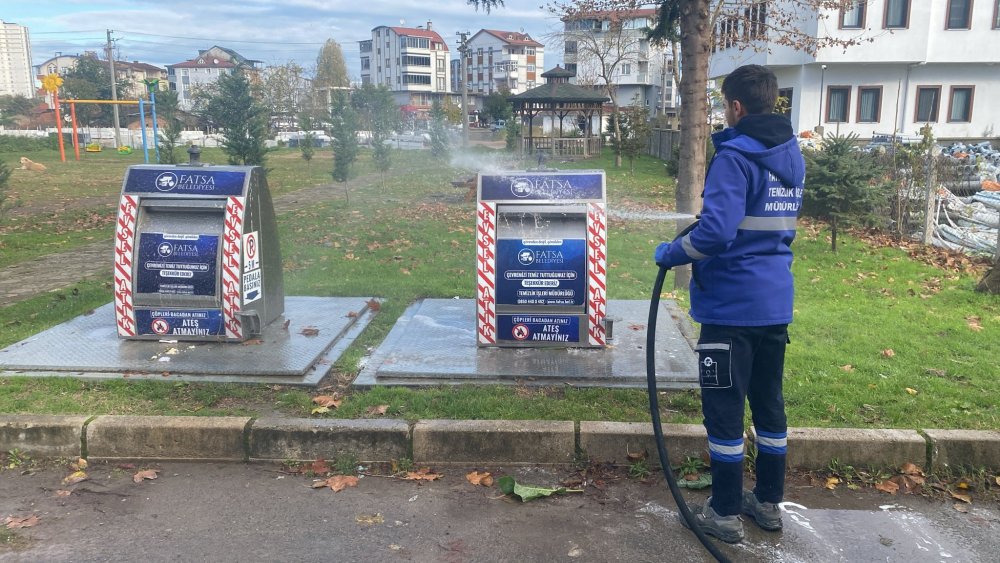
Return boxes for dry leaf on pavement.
[953,503,969,513]
[466,471,494,487]
[950,491,972,504]
[133,469,160,483]
[356,513,383,525]
[4,515,39,529]
[300,327,320,337]
[824,476,840,490]
[54,490,72,497]
[900,463,924,476]
[62,470,88,486]
[326,475,360,492]
[70,458,88,471]
[875,480,899,494]
[403,468,443,481]
[308,459,331,475]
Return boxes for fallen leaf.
[367,299,381,312]
[55,489,72,497]
[308,459,331,475]
[950,491,972,504]
[4,515,39,529]
[900,463,924,476]
[881,349,896,358]
[133,469,160,483]
[956,481,970,490]
[327,475,359,492]
[281,319,291,330]
[241,338,264,346]
[311,406,330,415]
[965,316,983,332]
[466,471,494,487]
[953,503,969,513]
[312,395,342,409]
[840,364,855,372]
[824,476,841,490]
[365,404,389,416]
[355,513,383,525]
[75,458,88,470]
[403,468,443,481]
[300,327,320,337]
[905,387,918,396]
[346,311,358,318]
[62,470,88,485]
[875,480,899,494]
[995,476,1000,487]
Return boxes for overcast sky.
[11,0,565,79]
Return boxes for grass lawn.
[0,146,996,430]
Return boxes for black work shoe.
[742,489,783,531]
[677,497,745,544]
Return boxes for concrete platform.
[0,296,377,387]
[353,299,698,389]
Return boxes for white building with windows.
[359,22,451,116]
[463,29,544,96]
[0,20,34,98]
[709,0,1000,140]
[167,46,261,111]
[562,9,679,119]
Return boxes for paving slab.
[925,428,1000,471]
[579,421,710,467]
[354,298,698,389]
[87,415,250,461]
[0,415,89,458]
[249,418,410,463]
[0,296,376,387]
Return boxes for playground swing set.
[42,73,162,164]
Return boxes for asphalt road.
[1,462,997,562]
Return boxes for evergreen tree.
[354,84,399,191]
[330,90,359,203]
[482,87,513,125]
[298,113,316,165]
[802,133,891,252]
[0,157,12,223]
[429,99,449,159]
[155,90,184,164]
[203,70,271,166]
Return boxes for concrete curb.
[1,415,998,471]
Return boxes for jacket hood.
[713,114,804,189]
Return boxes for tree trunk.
[673,0,711,290]
[831,215,838,252]
[976,260,1000,294]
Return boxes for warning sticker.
[243,269,262,304]
[135,309,225,337]
[243,231,260,271]
[497,315,580,343]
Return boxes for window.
[948,86,974,122]
[403,74,431,85]
[946,0,972,29]
[619,63,631,75]
[437,77,445,90]
[403,55,430,67]
[526,47,536,55]
[565,41,578,55]
[746,2,767,39]
[915,86,941,122]
[884,0,910,28]
[361,57,370,71]
[841,1,866,29]
[995,0,1000,28]
[826,86,850,123]
[857,86,882,122]
[777,87,793,117]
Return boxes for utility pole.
[456,31,471,147]
[106,29,122,148]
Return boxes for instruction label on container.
[497,315,579,343]
[135,309,225,337]
[496,239,586,306]
[137,233,218,296]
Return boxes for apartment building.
[359,22,451,113]
[709,0,1000,140]
[562,9,678,118]
[0,20,34,98]
[463,29,544,96]
[117,61,168,99]
[167,46,260,111]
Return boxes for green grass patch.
[0,147,996,429]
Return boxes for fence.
[647,128,680,161]
[522,137,602,159]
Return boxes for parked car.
[490,120,506,132]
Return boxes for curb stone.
[2,415,998,471]
[87,415,250,462]
[412,420,575,465]
[249,418,409,463]
[0,415,90,458]
[924,428,1000,471]
[579,421,711,467]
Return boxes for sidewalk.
[1,414,997,471]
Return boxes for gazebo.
[509,66,609,159]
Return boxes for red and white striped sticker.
[221,196,246,340]
[586,202,607,346]
[113,195,139,336]
[475,201,497,344]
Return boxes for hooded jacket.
[657,114,805,326]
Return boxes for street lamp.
[816,64,827,133]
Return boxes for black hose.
[647,265,732,563]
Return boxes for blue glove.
[654,242,672,267]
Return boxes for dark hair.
[721,65,778,115]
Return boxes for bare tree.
[260,61,307,131]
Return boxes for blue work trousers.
[695,323,789,517]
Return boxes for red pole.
[54,91,66,162]
[70,102,81,161]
